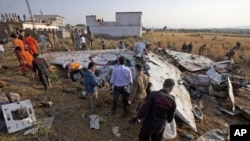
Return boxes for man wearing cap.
[129,64,149,115]
[129,78,176,141]
[110,56,133,116]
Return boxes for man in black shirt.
[129,78,176,141]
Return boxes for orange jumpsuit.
[25,36,39,55]
[12,38,25,63]
[17,50,33,73]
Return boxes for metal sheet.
[1,100,36,133]
[147,52,197,132]
[228,78,235,112]
[165,49,214,72]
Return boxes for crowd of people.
[6,30,178,140]
[9,30,51,90]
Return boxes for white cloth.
[81,36,86,44]
[89,115,100,129]
[0,45,4,52]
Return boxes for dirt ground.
[0,32,250,141]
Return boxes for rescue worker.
[47,30,55,51]
[225,47,236,59]
[82,62,101,112]
[10,33,25,64]
[129,78,176,141]
[32,53,51,90]
[129,64,149,115]
[24,33,39,55]
[52,30,60,50]
[110,56,133,117]
[187,42,193,53]
[14,46,33,75]
[181,42,188,52]
[199,44,206,55]
[63,61,84,82]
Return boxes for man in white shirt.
[80,35,86,50]
[110,56,133,117]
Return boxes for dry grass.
[0,31,250,141]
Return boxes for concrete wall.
[116,12,142,26]
[86,12,142,37]
[90,25,142,37]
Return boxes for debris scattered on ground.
[112,126,121,137]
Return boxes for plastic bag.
[161,119,177,140]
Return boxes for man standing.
[32,53,50,90]
[110,56,133,116]
[47,30,55,51]
[199,44,206,55]
[129,64,149,115]
[83,62,100,112]
[38,33,48,53]
[80,35,86,50]
[129,78,176,141]
[52,30,60,51]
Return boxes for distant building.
[0,14,67,39]
[34,15,66,31]
[86,12,143,37]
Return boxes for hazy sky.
[1,0,250,28]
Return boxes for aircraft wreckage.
[42,48,250,132]
[43,49,197,132]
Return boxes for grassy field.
[0,31,250,141]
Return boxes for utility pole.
[25,0,35,28]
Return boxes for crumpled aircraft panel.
[165,49,214,72]
[147,52,197,132]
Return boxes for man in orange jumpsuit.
[10,33,25,64]
[24,34,39,55]
[14,46,33,75]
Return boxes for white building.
[34,15,65,31]
[86,12,143,37]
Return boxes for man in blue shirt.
[110,56,133,116]
[83,62,100,112]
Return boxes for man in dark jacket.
[32,53,50,90]
[129,78,176,141]
[83,62,100,112]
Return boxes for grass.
[1,31,250,141]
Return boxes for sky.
[1,0,250,29]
